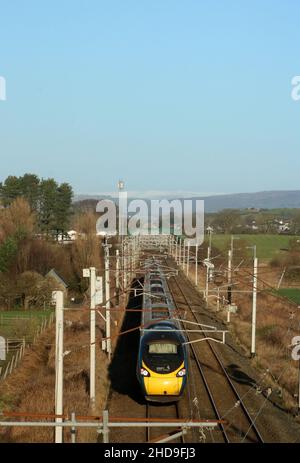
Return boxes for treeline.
[0,174,73,234]
[0,197,104,308]
[205,208,300,234]
[0,174,106,309]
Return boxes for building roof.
[46,268,68,288]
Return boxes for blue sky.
[0,1,299,195]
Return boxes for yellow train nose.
[144,377,182,396]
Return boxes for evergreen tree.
[20,173,40,210]
[54,182,73,232]
[0,173,74,234]
[0,237,18,272]
[38,178,58,233]
[0,176,23,206]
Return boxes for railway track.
[146,402,184,443]
[106,272,193,444]
[168,271,264,444]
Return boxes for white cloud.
[77,190,227,199]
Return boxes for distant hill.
[74,191,300,213]
[196,191,300,212]
[74,194,112,202]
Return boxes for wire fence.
[0,311,55,381]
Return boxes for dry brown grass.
[229,286,300,411]
[0,262,129,443]
[187,263,300,412]
[0,309,110,443]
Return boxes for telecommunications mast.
[118,179,125,191]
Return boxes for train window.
[148,343,177,354]
[152,311,169,319]
[151,287,164,293]
[150,279,162,285]
[151,300,168,310]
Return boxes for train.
[136,258,188,402]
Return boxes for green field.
[0,309,54,377]
[205,234,299,260]
[276,288,300,305]
[0,309,52,319]
[0,309,53,339]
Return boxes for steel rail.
[168,280,230,443]
[169,272,264,444]
[146,402,184,443]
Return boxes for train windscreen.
[150,279,162,285]
[143,339,184,373]
[148,343,177,354]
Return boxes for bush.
[270,257,282,267]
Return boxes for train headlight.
[140,368,150,377]
[176,368,186,377]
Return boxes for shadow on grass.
[226,363,256,387]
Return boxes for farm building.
[45,269,68,298]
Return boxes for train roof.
[140,321,186,344]
[141,258,180,332]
